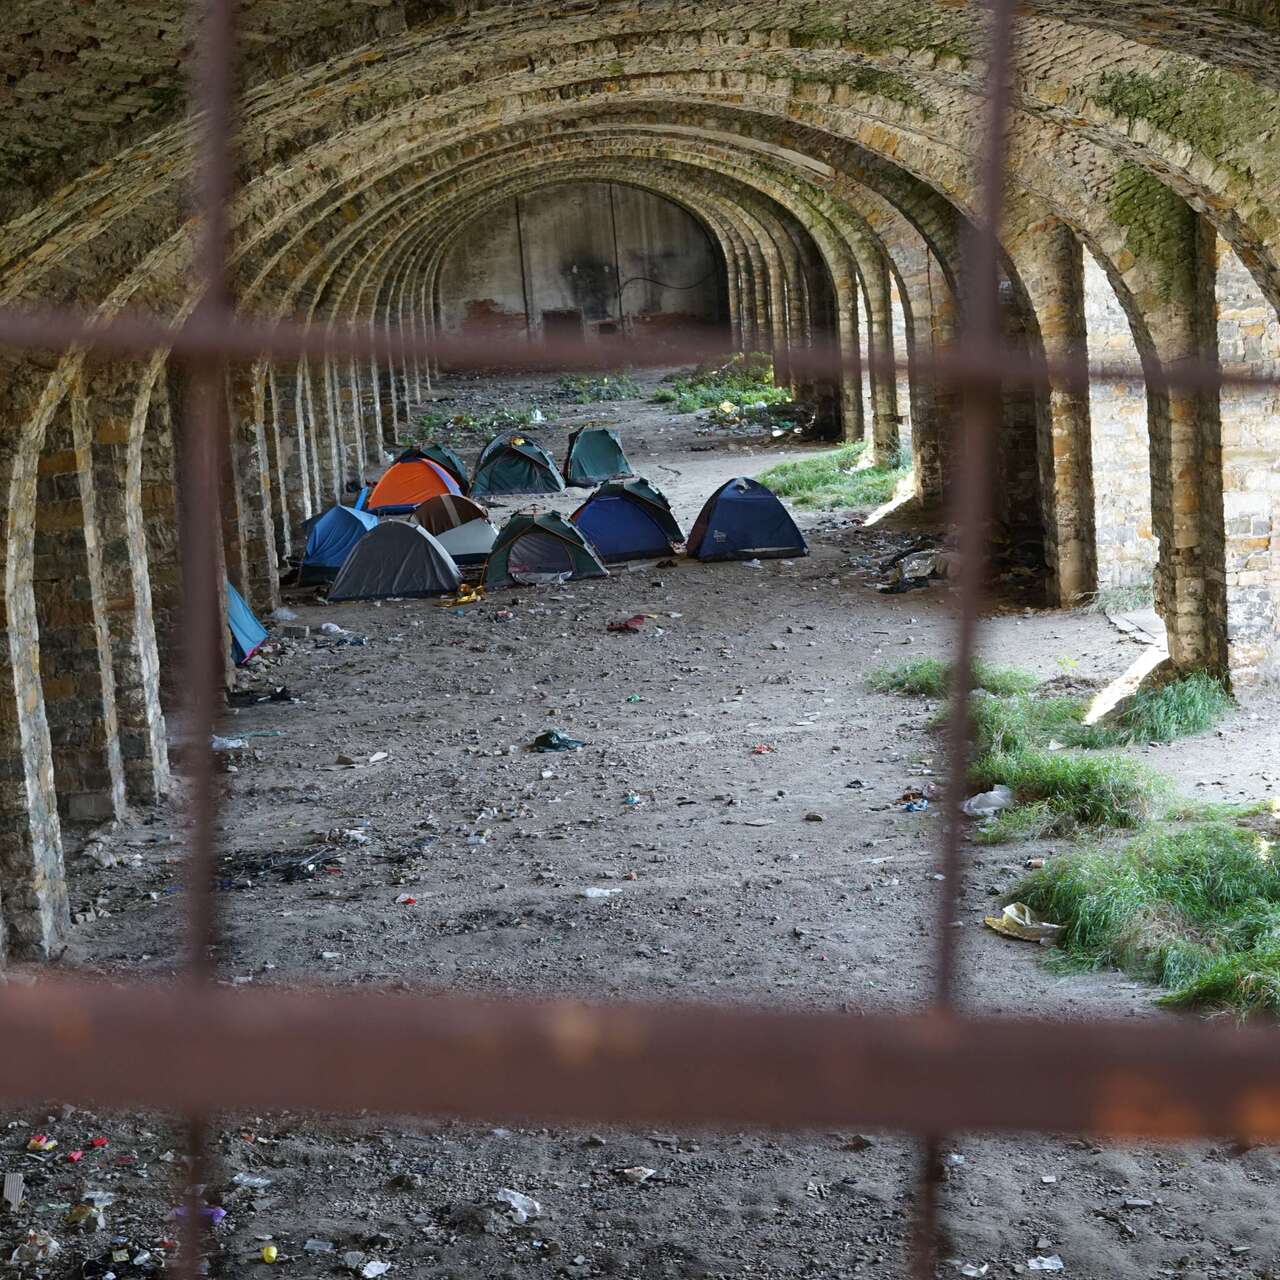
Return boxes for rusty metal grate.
[1,2,1279,1278]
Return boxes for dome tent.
[227,580,268,665]
[415,443,470,493]
[571,479,684,562]
[329,520,462,600]
[563,426,633,487]
[366,455,461,513]
[686,477,807,562]
[413,494,498,566]
[471,434,565,497]
[299,504,379,583]
[483,512,608,589]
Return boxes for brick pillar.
[147,369,185,697]
[354,359,382,469]
[865,257,902,466]
[1013,218,1098,605]
[84,361,171,803]
[225,365,281,613]
[0,361,69,960]
[34,388,128,825]
[836,273,866,444]
[271,366,314,543]
[259,365,291,562]
[1141,209,1228,672]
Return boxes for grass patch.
[756,441,911,510]
[654,352,792,414]
[868,657,1038,698]
[971,748,1163,837]
[1082,579,1154,614]
[406,405,539,445]
[557,372,641,403]
[1015,822,1280,1016]
[1099,672,1233,745]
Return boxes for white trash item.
[962,784,1015,817]
[495,1188,542,1223]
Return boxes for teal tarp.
[228,580,268,665]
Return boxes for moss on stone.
[795,9,973,63]
[746,58,934,115]
[1106,162,1196,302]
[1091,67,1274,170]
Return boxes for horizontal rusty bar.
[0,302,1277,399]
[0,979,1276,1141]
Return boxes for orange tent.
[366,458,461,512]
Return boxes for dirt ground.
[3,371,1279,1280]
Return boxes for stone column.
[84,360,171,803]
[865,257,902,466]
[1011,218,1098,604]
[33,387,128,825]
[225,365,281,613]
[271,365,314,542]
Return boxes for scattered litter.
[304,1239,336,1253]
[1121,1198,1153,1209]
[494,1188,542,1223]
[608,614,648,634]
[320,622,347,636]
[742,558,763,569]
[618,1166,656,1184]
[261,1244,279,1264]
[270,607,299,622]
[751,743,775,755]
[2,1172,25,1209]
[900,799,929,812]
[624,793,642,806]
[1027,1257,1064,1272]
[211,736,247,752]
[26,1134,57,1152]
[948,1264,989,1278]
[8,1231,60,1266]
[962,784,1014,817]
[579,887,622,899]
[362,1264,391,1278]
[369,751,390,765]
[532,729,587,753]
[803,812,824,822]
[230,1172,273,1188]
[395,894,418,906]
[984,902,1064,945]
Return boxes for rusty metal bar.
[0,305,1278,398]
[178,0,238,1273]
[0,982,1277,1141]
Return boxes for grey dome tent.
[329,520,462,600]
[563,426,633,487]
[471,434,565,497]
[483,512,608,589]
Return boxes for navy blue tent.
[299,504,379,583]
[227,580,269,665]
[571,481,683,562]
[686,478,807,562]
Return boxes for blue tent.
[227,580,269,665]
[353,486,370,512]
[571,481,683,562]
[300,504,379,583]
[686,478,808,562]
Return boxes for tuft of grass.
[967,692,1116,757]
[1082,579,1155,614]
[757,441,911,510]
[971,748,1163,836]
[1014,822,1280,1016]
[1099,672,1233,745]
[655,352,791,414]
[557,372,641,403]
[868,657,1038,699]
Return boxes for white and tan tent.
[413,494,498,566]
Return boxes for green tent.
[564,426,633,487]
[472,435,565,497]
[483,512,608,589]
[419,443,470,493]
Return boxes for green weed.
[868,657,1038,698]
[557,372,641,403]
[655,352,791,414]
[757,442,911,510]
[1099,672,1233,745]
[1015,822,1280,1016]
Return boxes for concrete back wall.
[436,182,725,344]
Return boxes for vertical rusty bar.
[179,0,238,1274]
[912,0,1019,1276]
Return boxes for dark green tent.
[419,443,470,493]
[483,512,608,589]
[564,427,633,487]
[472,435,565,497]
